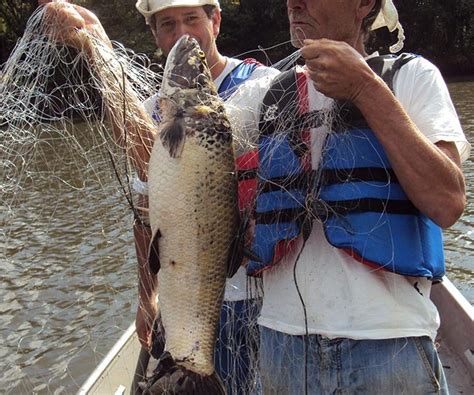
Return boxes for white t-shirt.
[230,55,470,340]
[141,57,280,302]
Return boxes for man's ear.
[211,8,222,38]
[357,0,377,20]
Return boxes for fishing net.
[0,5,160,393]
[1,3,471,395]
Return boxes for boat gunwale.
[77,323,136,395]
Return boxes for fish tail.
[143,351,226,395]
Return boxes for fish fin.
[148,229,161,274]
[150,313,166,360]
[226,211,249,278]
[143,352,225,395]
[160,118,186,158]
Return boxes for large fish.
[145,35,239,394]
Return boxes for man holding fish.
[38,0,471,394]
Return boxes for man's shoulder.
[391,53,440,77]
[227,56,280,76]
[241,58,263,66]
[393,54,445,93]
[244,59,280,80]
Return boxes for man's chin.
[290,34,304,49]
[291,26,315,48]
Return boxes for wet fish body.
[147,35,237,393]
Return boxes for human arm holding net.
[40,1,155,182]
[40,1,159,347]
[301,38,465,229]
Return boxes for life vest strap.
[260,109,327,136]
[324,198,419,216]
[260,172,313,193]
[321,167,398,185]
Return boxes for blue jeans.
[260,326,448,394]
[214,299,261,395]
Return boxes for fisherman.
[38,0,278,393]
[228,0,470,393]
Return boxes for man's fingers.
[57,3,86,28]
[303,38,318,47]
[300,38,331,60]
[43,3,85,33]
[75,6,101,26]
[41,2,104,51]
[38,0,70,4]
[306,57,328,73]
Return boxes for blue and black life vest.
[247,53,445,281]
[219,58,264,212]
[219,59,262,100]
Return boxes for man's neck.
[209,54,227,81]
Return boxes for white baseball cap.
[371,0,405,53]
[136,0,220,19]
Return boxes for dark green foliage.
[1,0,473,76]
[373,0,474,76]
[218,0,293,65]
[0,0,38,62]
[82,0,156,56]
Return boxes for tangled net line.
[1,6,160,225]
[0,6,161,393]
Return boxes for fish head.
[160,35,216,97]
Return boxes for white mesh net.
[1,6,161,393]
[1,4,469,395]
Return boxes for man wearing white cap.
[132,1,278,394]
[234,0,469,393]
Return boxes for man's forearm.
[86,40,156,181]
[42,2,156,181]
[354,77,466,228]
[134,219,157,305]
[134,194,157,304]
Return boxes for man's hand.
[41,0,110,52]
[301,40,466,228]
[136,300,158,349]
[301,38,379,103]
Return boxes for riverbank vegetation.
[0,0,472,77]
